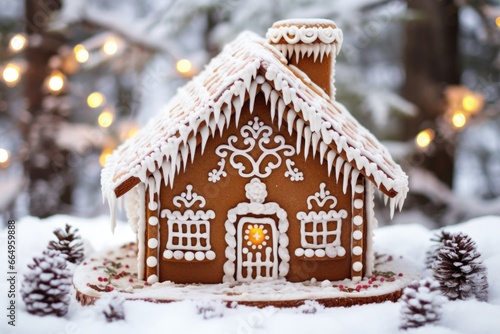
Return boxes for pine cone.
[96,293,126,322]
[21,249,72,317]
[425,231,452,269]
[48,224,84,264]
[400,277,443,330]
[432,232,488,301]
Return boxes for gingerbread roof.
[101,31,408,218]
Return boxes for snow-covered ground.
[1,215,499,334]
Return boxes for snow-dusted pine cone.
[96,293,126,322]
[425,230,452,269]
[400,277,444,330]
[432,232,488,301]
[21,249,71,317]
[48,224,84,264]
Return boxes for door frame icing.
[222,178,290,283]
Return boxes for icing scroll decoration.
[208,159,227,183]
[295,182,347,259]
[284,159,304,182]
[173,184,206,208]
[161,184,216,262]
[209,116,303,182]
[307,183,337,209]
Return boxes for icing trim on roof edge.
[101,31,408,224]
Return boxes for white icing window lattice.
[295,183,348,259]
[161,185,216,262]
[301,219,341,249]
[167,219,210,250]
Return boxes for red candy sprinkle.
[83,262,87,265]
[355,285,362,291]
[380,278,385,282]
[398,273,404,277]
[98,277,103,282]
[338,284,344,290]
[103,277,108,282]
[115,275,120,279]
[125,265,130,268]
[129,278,134,282]
[93,267,97,270]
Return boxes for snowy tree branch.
[409,168,500,224]
[53,0,181,60]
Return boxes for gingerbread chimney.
[266,19,343,99]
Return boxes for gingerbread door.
[222,178,290,283]
[236,217,278,282]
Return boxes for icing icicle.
[287,110,296,136]
[303,126,312,159]
[342,162,352,195]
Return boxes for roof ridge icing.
[101,31,408,225]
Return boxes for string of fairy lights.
[0,32,195,170]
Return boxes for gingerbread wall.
[147,92,366,284]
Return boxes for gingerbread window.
[161,185,216,262]
[295,183,348,259]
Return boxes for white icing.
[210,116,302,182]
[337,246,346,257]
[296,183,348,258]
[148,238,158,248]
[284,159,304,181]
[208,159,227,183]
[172,184,206,208]
[147,256,158,267]
[185,251,195,261]
[101,33,408,214]
[238,218,277,281]
[306,182,337,209]
[163,212,213,250]
[206,250,216,260]
[352,261,363,272]
[124,186,140,233]
[161,185,216,261]
[136,183,146,280]
[353,199,364,209]
[353,230,363,240]
[145,176,160,279]
[352,246,363,256]
[223,178,290,282]
[147,274,158,284]
[353,216,363,226]
[101,31,409,279]
[266,20,343,47]
[365,182,376,277]
[296,245,345,259]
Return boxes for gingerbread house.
[101,19,409,286]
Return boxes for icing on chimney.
[266,19,343,99]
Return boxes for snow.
[1,214,500,333]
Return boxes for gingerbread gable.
[101,31,409,226]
